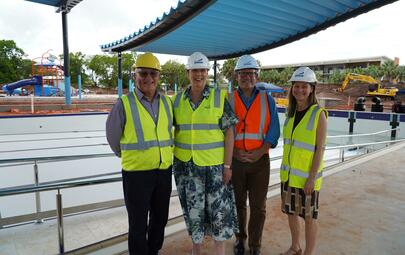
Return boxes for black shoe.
[250,249,261,255]
[234,239,245,255]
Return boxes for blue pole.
[78,74,82,100]
[174,83,177,94]
[118,78,123,97]
[117,52,122,98]
[130,80,132,92]
[64,76,71,103]
[228,80,232,93]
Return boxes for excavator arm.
[338,73,398,99]
[338,73,378,92]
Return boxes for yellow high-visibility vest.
[120,93,173,171]
[280,104,327,190]
[173,88,226,166]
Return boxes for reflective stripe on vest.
[122,93,173,150]
[280,164,323,179]
[230,90,270,151]
[176,123,219,130]
[175,141,224,150]
[283,138,315,152]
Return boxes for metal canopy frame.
[24,0,83,13]
[101,0,398,60]
[105,0,216,53]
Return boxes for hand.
[304,178,315,195]
[223,168,232,185]
[244,148,266,163]
[233,148,249,162]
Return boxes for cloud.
[0,0,404,66]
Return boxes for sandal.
[280,247,302,255]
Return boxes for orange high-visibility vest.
[229,90,270,151]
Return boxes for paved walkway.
[159,143,405,255]
[1,142,405,255]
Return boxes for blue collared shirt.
[237,86,280,148]
[134,87,160,124]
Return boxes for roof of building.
[100,0,398,60]
[24,0,83,12]
[262,56,394,69]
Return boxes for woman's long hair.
[286,82,318,117]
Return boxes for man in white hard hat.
[172,52,239,255]
[228,54,280,255]
[106,52,173,255]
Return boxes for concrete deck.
[1,142,405,255]
[159,143,405,255]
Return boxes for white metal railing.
[327,127,400,139]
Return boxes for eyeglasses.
[135,70,159,78]
[238,71,257,77]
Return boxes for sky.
[0,0,404,67]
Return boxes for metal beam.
[61,7,71,105]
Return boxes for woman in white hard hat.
[280,67,327,255]
[172,52,239,255]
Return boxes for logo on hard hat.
[295,71,305,77]
[194,58,204,64]
[244,61,252,66]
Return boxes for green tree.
[279,67,294,85]
[381,60,399,82]
[259,69,280,85]
[122,52,135,89]
[220,58,237,84]
[160,60,188,89]
[364,65,382,80]
[259,68,293,86]
[87,54,116,87]
[60,52,90,86]
[329,70,346,84]
[0,39,31,83]
[397,66,405,83]
[87,53,134,88]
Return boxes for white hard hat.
[289,66,317,83]
[186,52,210,70]
[235,55,259,71]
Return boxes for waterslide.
[2,75,42,95]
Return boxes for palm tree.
[381,60,399,82]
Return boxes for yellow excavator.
[338,73,398,99]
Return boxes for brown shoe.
[280,247,302,255]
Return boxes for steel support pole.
[213,60,217,88]
[34,161,43,223]
[62,9,71,105]
[56,190,64,254]
[390,114,399,140]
